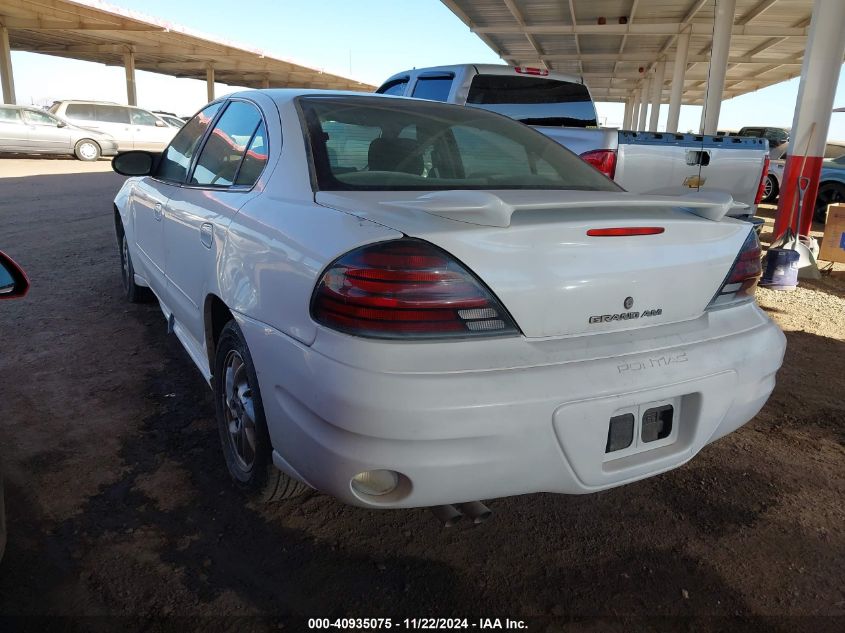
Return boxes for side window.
[64,103,95,120]
[411,75,454,102]
[191,101,262,187]
[235,122,268,186]
[0,108,21,123]
[24,110,59,126]
[130,109,160,126]
[156,102,223,183]
[376,78,409,96]
[96,105,130,124]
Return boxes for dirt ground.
[0,162,843,632]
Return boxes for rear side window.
[0,108,21,122]
[23,110,58,125]
[130,109,159,126]
[95,105,130,124]
[376,78,409,96]
[411,75,453,102]
[156,102,223,183]
[191,101,263,187]
[64,103,95,120]
[467,75,597,127]
[235,122,268,186]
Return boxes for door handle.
[685,150,711,166]
[200,223,214,248]
[154,202,163,221]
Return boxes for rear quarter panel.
[217,97,401,346]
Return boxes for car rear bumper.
[237,302,785,508]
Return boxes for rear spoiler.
[383,190,748,227]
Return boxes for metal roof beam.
[473,24,808,36]
[501,0,548,70]
[0,17,165,31]
[533,53,805,65]
[737,0,779,25]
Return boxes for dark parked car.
[0,251,29,562]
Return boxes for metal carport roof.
[0,0,373,94]
[440,0,827,104]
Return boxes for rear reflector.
[311,239,519,339]
[587,227,665,237]
[579,149,617,179]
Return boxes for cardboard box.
[819,204,845,264]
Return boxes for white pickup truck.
[377,64,770,219]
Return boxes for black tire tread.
[215,321,308,504]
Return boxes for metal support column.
[123,51,137,106]
[0,26,15,105]
[649,60,666,132]
[667,30,690,133]
[637,81,649,131]
[206,65,215,102]
[622,97,633,130]
[774,0,845,238]
[702,0,736,135]
[630,97,640,131]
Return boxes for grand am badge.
[589,297,662,324]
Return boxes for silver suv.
[49,101,177,152]
[0,105,118,161]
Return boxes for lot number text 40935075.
[307,618,528,629]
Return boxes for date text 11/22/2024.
[307,618,528,630]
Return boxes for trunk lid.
[315,190,750,338]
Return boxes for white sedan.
[111,90,785,519]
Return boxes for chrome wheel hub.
[222,350,257,471]
[79,143,97,159]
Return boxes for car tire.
[762,174,779,203]
[214,320,308,502]
[814,182,845,223]
[119,230,152,303]
[74,139,101,161]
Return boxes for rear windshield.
[298,96,618,192]
[466,75,597,128]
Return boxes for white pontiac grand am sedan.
[111,90,785,520]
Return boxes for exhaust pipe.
[455,501,492,525]
[431,504,463,527]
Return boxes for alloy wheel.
[222,350,257,472]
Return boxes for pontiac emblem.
[624,296,634,310]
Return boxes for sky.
[9,0,845,140]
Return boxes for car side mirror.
[0,252,29,300]
[112,151,157,176]
[155,120,167,127]
[56,120,66,128]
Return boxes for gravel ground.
[0,167,842,632]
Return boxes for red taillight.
[587,227,665,237]
[579,149,617,179]
[754,156,771,205]
[515,66,549,76]
[708,230,762,309]
[311,239,519,339]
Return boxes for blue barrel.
[760,248,799,290]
